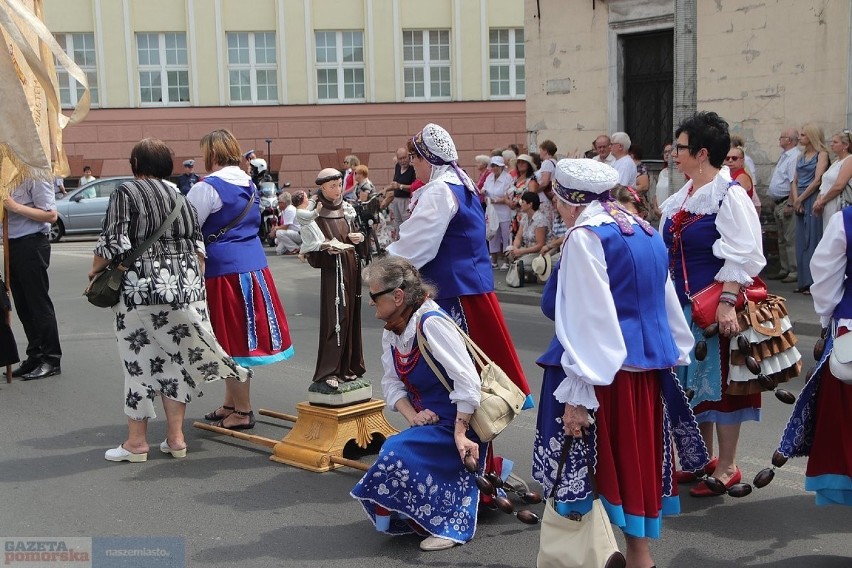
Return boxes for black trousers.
[8,233,61,366]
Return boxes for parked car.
[50,176,134,242]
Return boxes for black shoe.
[21,363,61,380]
[11,360,38,378]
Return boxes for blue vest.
[834,208,852,319]
[587,223,681,369]
[419,183,494,300]
[662,213,723,306]
[201,176,267,278]
[536,260,564,369]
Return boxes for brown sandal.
[214,410,255,431]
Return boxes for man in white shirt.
[591,135,616,165]
[270,191,302,255]
[610,131,637,187]
[766,128,801,281]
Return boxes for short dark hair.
[83,165,91,172]
[521,191,540,210]
[674,111,730,169]
[539,140,557,156]
[129,138,174,179]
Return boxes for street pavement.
[0,238,849,568]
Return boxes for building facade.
[524,0,852,189]
[45,0,526,187]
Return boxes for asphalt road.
[0,239,849,568]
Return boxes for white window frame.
[226,31,278,104]
[489,28,525,99]
[54,32,99,109]
[402,29,451,101]
[315,30,365,103]
[136,32,190,106]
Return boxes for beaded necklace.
[392,344,423,412]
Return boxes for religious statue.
[305,168,367,393]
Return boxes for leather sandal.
[215,409,255,431]
[204,405,234,421]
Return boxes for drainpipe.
[672,0,697,190]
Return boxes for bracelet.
[455,417,470,429]
[719,295,737,306]
[720,291,738,300]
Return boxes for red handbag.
[688,276,768,330]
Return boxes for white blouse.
[552,203,694,410]
[186,166,252,227]
[381,299,481,415]
[659,168,766,285]
[385,180,460,268]
[809,210,852,330]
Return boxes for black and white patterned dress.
[94,178,252,420]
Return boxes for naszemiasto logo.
[3,539,90,565]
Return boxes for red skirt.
[455,292,531,397]
[593,370,676,537]
[806,369,852,480]
[205,267,293,365]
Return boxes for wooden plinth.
[269,399,398,472]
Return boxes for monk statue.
[305,168,367,392]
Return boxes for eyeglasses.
[778,136,790,141]
[369,281,406,302]
[725,155,741,161]
[673,143,691,154]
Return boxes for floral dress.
[95,178,251,420]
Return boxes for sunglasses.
[725,155,741,161]
[369,281,406,302]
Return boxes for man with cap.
[177,159,199,196]
[304,167,366,390]
[532,158,705,568]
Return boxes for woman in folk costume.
[188,129,294,430]
[351,256,487,552]
[304,168,366,389]
[659,112,767,496]
[775,207,852,506]
[532,159,707,568]
[386,123,533,488]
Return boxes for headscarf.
[411,123,479,194]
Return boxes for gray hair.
[611,131,632,150]
[474,154,491,166]
[278,191,292,207]
[363,256,436,306]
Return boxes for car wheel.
[49,220,64,243]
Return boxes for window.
[136,32,190,105]
[402,30,451,100]
[227,32,278,104]
[489,28,524,98]
[315,31,365,102]
[54,33,98,108]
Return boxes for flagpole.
[3,213,11,383]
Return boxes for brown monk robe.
[306,170,366,390]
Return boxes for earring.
[699,161,703,175]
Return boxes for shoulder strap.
[206,183,257,244]
[415,311,454,395]
[118,191,185,270]
[550,435,599,500]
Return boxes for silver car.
[51,176,133,242]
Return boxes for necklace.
[392,345,423,412]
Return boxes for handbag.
[506,260,524,288]
[537,437,625,568]
[85,193,185,308]
[828,329,852,384]
[680,246,767,330]
[416,311,527,442]
[485,197,500,241]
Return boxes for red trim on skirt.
[458,292,531,396]
[205,267,292,358]
[594,370,674,518]
[694,335,761,416]
[806,368,852,479]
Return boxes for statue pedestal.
[269,398,398,472]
